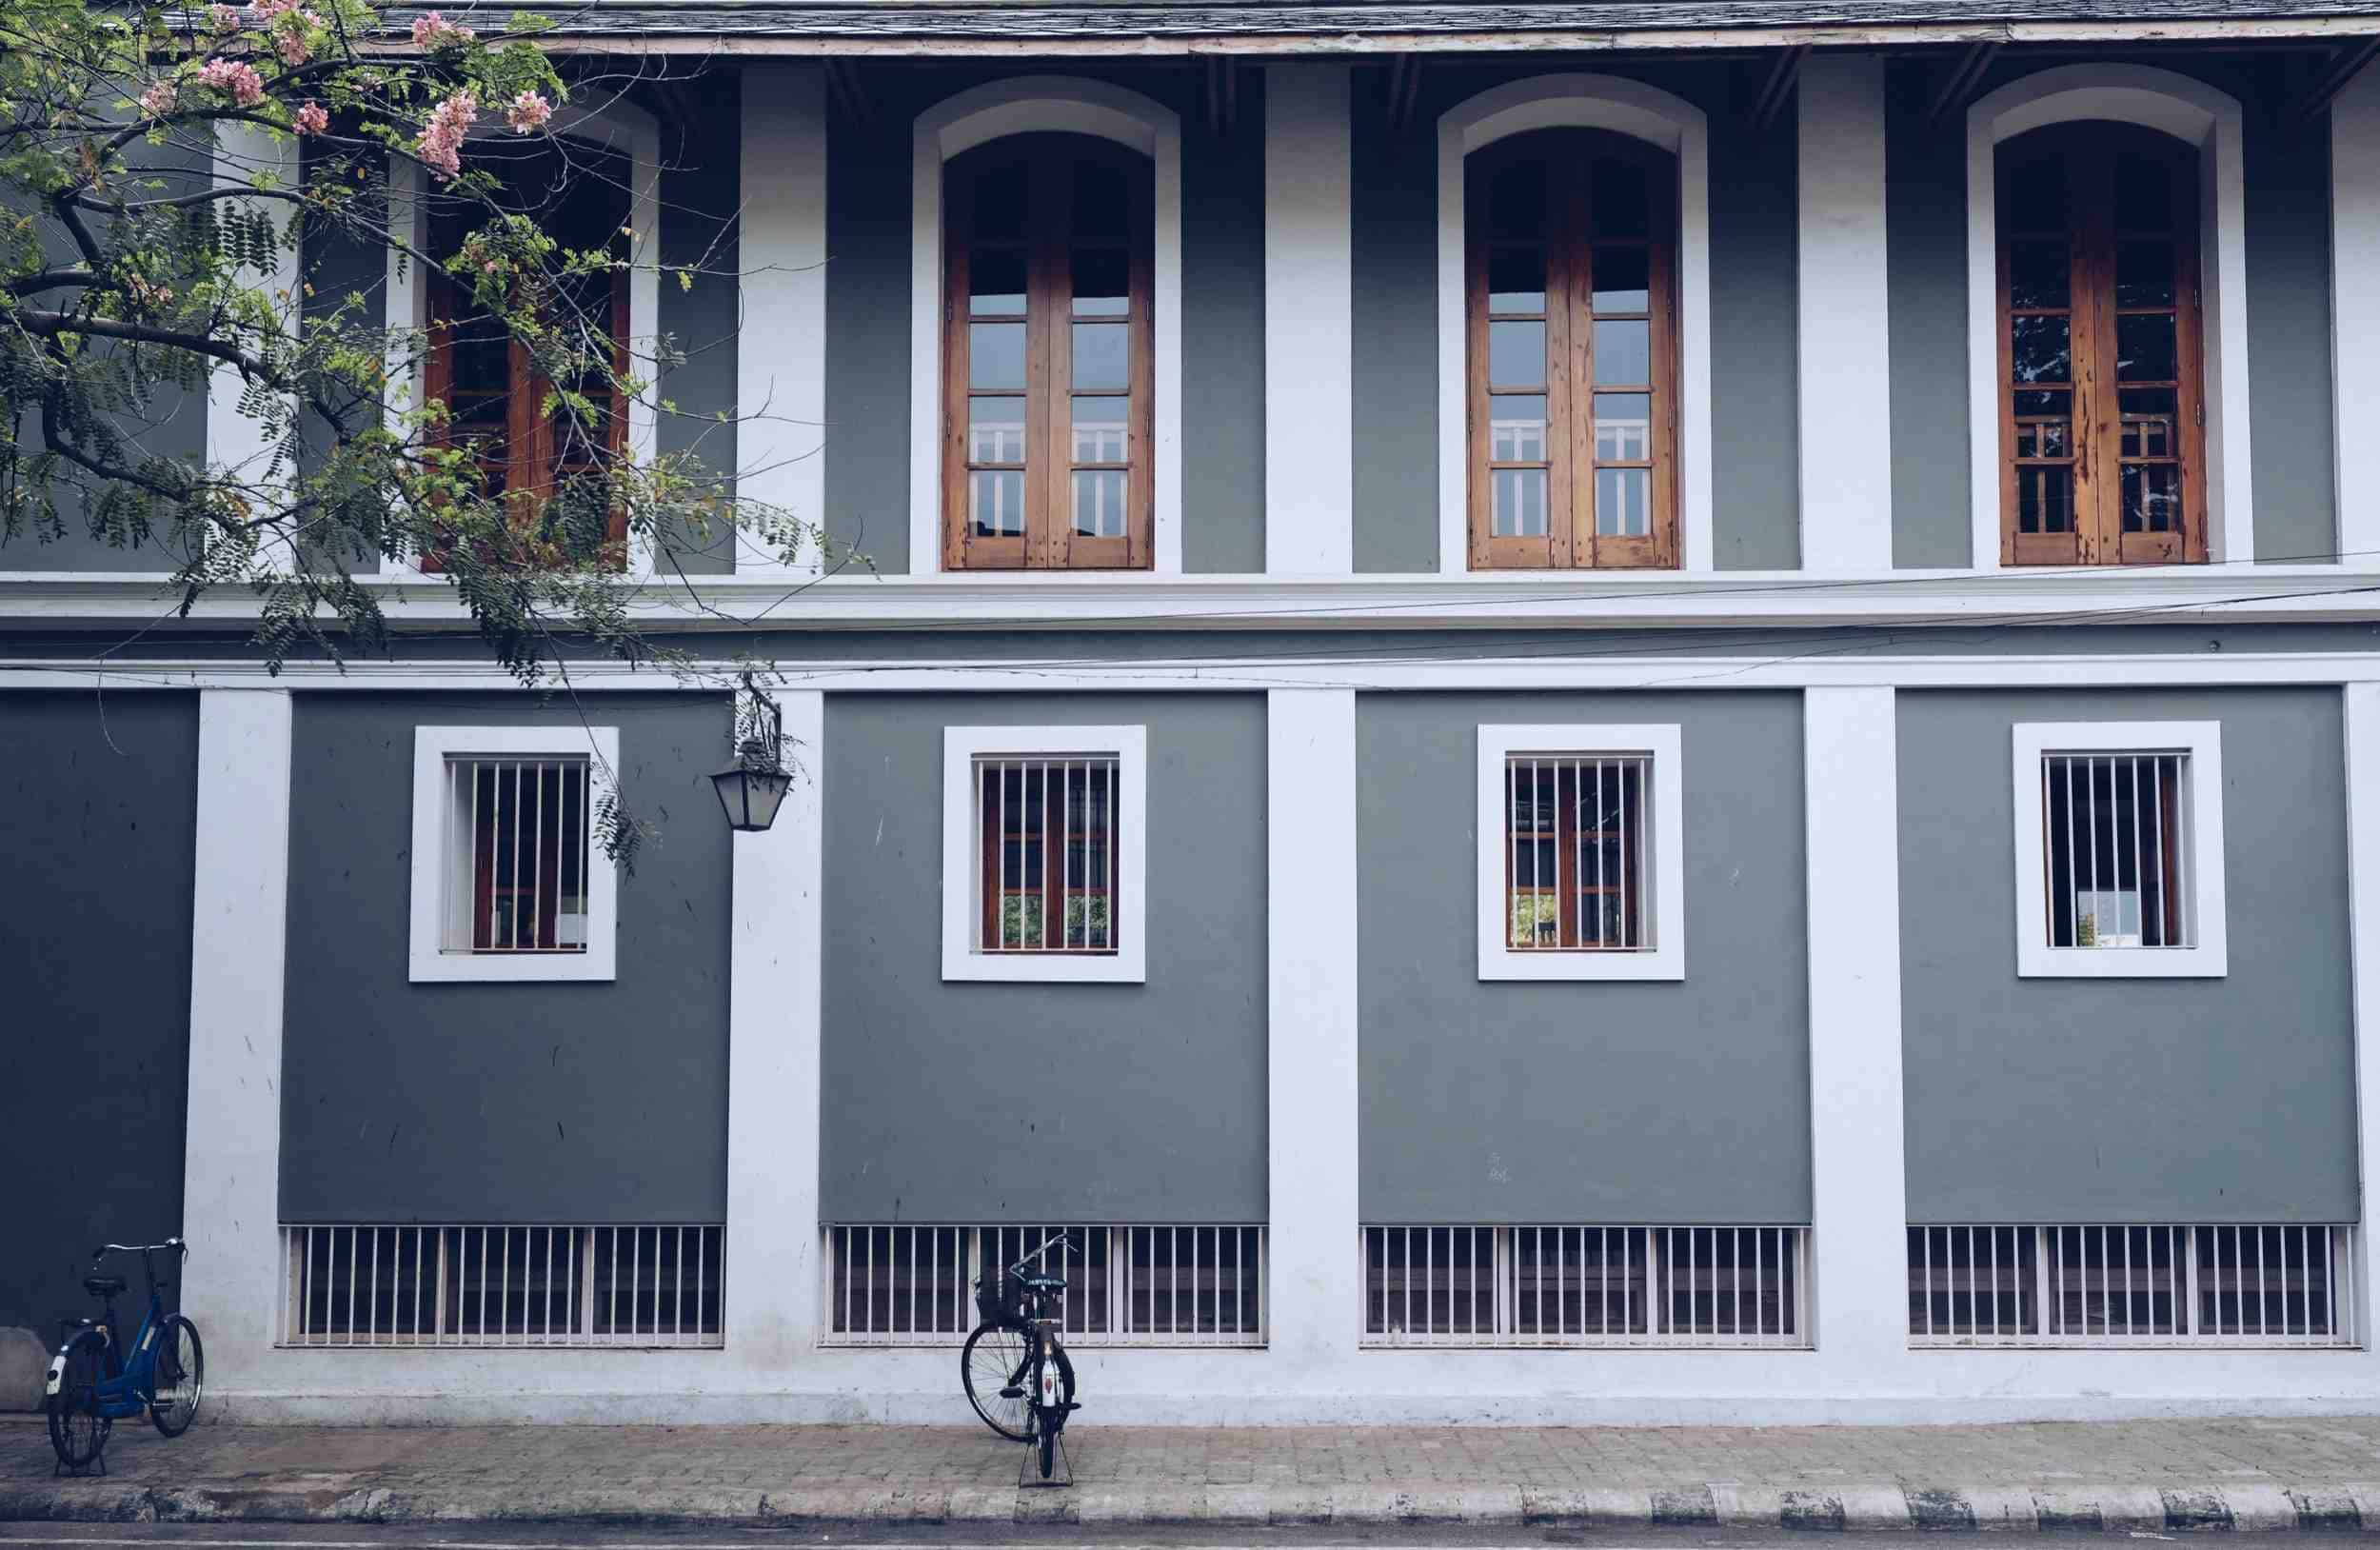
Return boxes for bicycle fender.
[44,1349,64,1398]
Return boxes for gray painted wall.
[0,695,196,1333]
[657,86,742,574]
[824,69,1269,574]
[1897,687,2357,1222]
[1348,62,1800,572]
[1358,691,1812,1223]
[820,693,1268,1222]
[1884,58,2338,566]
[279,692,733,1222]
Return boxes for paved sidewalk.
[11,1417,2380,1530]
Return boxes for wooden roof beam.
[1749,43,1803,129]
[2292,32,2380,118]
[1926,39,2002,121]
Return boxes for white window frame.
[1476,723,1685,981]
[942,725,1148,984]
[407,725,622,984]
[2010,720,2227,979]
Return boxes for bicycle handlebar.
[91,1239,186,1262]
[1007,1231,1078,1277]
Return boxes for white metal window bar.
[1359,1225,1810,1348]
[1908,1224,2356,1347]
[2041,752,2189,949]
[442,756,592,954]
[974,756,1121,954]
[1504,754,1652,951]
[278,1224,724,1347]
[821,1224,1266,1347]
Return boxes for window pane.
[2116,311,2177,383]
[1488,320,1545,389]
[1493,467,1547,538]
[1592,158,1649,238]
[1503,756,1651,951]
[969,469,1023,536]
[968,396,1026,464]
[455,758,589,954]
[969,323,1026,390]
[2122,464,2181,533]
[2000,152,2066,233]
[1071,321,1128,389]
[2114,156,2173,231]
[1072,469,1127,538]
[969,248,1026,315]
[2043,753,2188,948]
[1074,162,1128,240]
[1488,247,1546,313]
[2017,466,2073,534]
[1489,395,1547,462]
[2013,388,2070,420]
[1488,160,1546,240]
[968,163,1027,240]
[2119,388,2177,458]
[1071,395,1128,463]
[1594,393,1651,462]
[1591,247,1650,313]
[2009,240,2070,309]
[1597,467,1650,538]
[2116,240,2175,308]
[2011,314,2071,385]
[1071,248,1129,317]
[1592,319,1649,388]
[977,756,1122,955]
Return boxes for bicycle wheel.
[962,1323,1030,1440]
[1039,1420,1056,1479]
[47,1329,111,1470]
[150,1315,205,1437]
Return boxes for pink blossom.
[197,56,266,108]
[504,90,552,134]
[253,0,298,17]
[274,27,311,64]
[138,77,179,117]
[294,99,329,134]
[416,89,477,179]
[206,4,241,30]
[409,10,476,48]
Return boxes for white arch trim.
[381,98,664,576]
[908,77,1183,575]
[1435,74,1715,574]
[1965,65,2251,567]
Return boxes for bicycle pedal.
[1000,1386,1024,1399]
[1062,1401,1082,1412]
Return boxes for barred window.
[942,726,1146,983]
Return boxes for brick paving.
[10,1416,2380,1527]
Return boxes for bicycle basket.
[975,1275,1018,1325]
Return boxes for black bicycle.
[961,1233,1080,1478]
[46,1239,204,1472]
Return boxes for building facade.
[11,0,2380,1424]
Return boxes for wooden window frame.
[974,756,1121,958]
[1464,129,1680,572]
[1996,124,2208,566]
[942,136,1156,572]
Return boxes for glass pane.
[2011,314,2071,385]
[2015,420,2070,460]
[1591,247,1650,313]
[2017,465,2073,534]
[2115,155,2173,230]
[2119,388,2177,459]
[968,162,1026,240]
[1592,158,1649,237]
[1072,469,1127,538]
[969,469,1023,537]
[1594,393,1651,462]
[1488,248,1546,313]
[1489,395,1547,462]
[1597,466,1651,538]
[969,322,1026,389]
[2116,311,2177,383]
[1492,467,1547,538]
[968,396,1026,464]
[1074,162,1127,240]
[968,248,1026,315]
[1488,320,1545,388]
[1593,319,1650,387]
[2000,152,2066,233]
[1071,395,1128,463]
[2122,464,2181,533]
[2013,388,2070,420]
[2009,240,2070,309]
[1072,321,1129,389]
[1488,160,1546,240]
[1072,248,1129,317]
[2116,241,2175,308]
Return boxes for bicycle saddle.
[82,1276,126,1299]
[1020,1274,1066,1292]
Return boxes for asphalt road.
[0,1526,2350,1550]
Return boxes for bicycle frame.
[58,1246,175,1421]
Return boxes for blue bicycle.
[46,1239,204,1473]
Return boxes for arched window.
[420,137,631,570]
[1465,129,1678,570]
[1996,123,2206,565]
[942,133,1154,571]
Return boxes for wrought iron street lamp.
[711,674,793,833]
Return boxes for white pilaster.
[1803,686,1912,1377]
[180,689,293,1372]
[2343,685,2380,1345]
[2335,69,2380,566]
[1263,65,1355,575]
[724,689,826,1362]
[739,66,830,577]
[1267,687,1359,1372]
[1796,56,1894,572]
